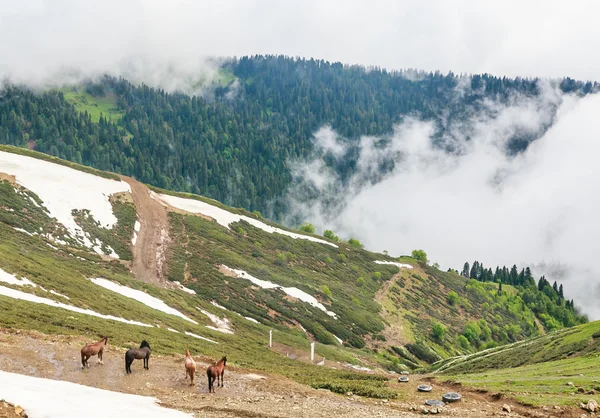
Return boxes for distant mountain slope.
[1,56,596,215]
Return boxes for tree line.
[0,55,597,218]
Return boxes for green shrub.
[348,238,363,249]
[405,341,441,363]
[320,285,333,299]
[411,249,428,262]
[372,271,382,281]
[430,322,447,343]
[323,229,339,242]
[447,291,459,305]
[357,277,365,287]
[300,223,315,233]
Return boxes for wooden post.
[310,341,315,362]
[269,329,272,348]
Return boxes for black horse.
[125,340,151,374]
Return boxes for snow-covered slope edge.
[0,151,130,255]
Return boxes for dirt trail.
[0,330,568,418]
[121,176,170,286]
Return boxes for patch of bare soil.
[0,401,27,418]
[0,330,562,418]
[374,269,413,347]
[120,176,170,286]
[0,172,17,186]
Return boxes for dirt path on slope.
[121,176,170,287]
[0,330,562,418]
[375,268,414,347]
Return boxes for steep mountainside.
[0,145,587,382]
[1,56,597,216]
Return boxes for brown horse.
[81,336,108,369]
[184,349,196,386]
[125,340,151,374]
[206,356,227,393]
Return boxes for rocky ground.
[0,330,587,417]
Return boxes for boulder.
[502,404,511,413]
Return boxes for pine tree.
[558,284,564,299]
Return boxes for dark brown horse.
[125,340,151,374]
[206,356,227,393]
[81,336,108,369]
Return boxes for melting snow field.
[173,281,196,295]
[185,331,218,344]
[0,151,130,253]
[0,370,192,418]
[155,193,338,248]
[245,316,260,324]
[221,265,338,319]
[0,269,38,287]
[132,220,141,245]
[198,308,234,334]
[90,278,198,324]
[0,284,150,327]
[374,260,413,269]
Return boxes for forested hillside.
[0,56,597,217]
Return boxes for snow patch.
[374,260,413,269]
[345,364,373,372]
[198,308,234,334]
[90,278,197,324]
[211,301,228,310]
[244,316,260,324]
[185,331,218,344]
[0,285,151,327]
[0,370,192,418]
[173,281,196,295]
[50,289,70,300]
[156,193,338,248]
[0,151,130,253]
[13,227,35,236]
[221,265,338,319]
[132,220,141,246]
[333,335,343,345]
[0,269,37,287]
[167,328,180,333]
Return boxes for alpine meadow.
[1,2,600,417]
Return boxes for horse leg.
[220,371,224,387]
[207,374,212,393]
[81,353,86,369]
[98,350,104,365]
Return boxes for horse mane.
[140,340,150,349]
[217,356,227,365]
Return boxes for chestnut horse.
[81,336,108,369]
[184,349,196,386]
[125,340,151,374]
[206,356,227,393]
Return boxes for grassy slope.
[59,87,125,123]
[435,321,600,406]
[1,147,595,402]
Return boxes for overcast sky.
[1,0,599,84]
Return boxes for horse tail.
[81,350,85,368]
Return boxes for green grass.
[72,194,136,260]
[433,321,600,375]
[442,354,600,407]
[59,87,125,123]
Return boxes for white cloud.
[1,0,599,89]
[286,86,600,320]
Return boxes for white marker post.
[269,329,272,348]
[310,341,315,362]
